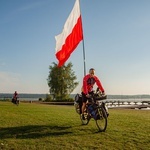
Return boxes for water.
[105,98,150,103]
[19,98,40,101]
[19,98,150,102]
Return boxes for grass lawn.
[0,101,150,150]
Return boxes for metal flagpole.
[79,0,86,76]
[82,38,86,76]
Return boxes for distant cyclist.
[81,68,105,120]
[12,91,18,103]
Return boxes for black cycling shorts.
[82,91,93,103]
[82,92,87,103]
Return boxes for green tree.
[47,62,79,101]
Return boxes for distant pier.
[36,100,150,110]
[106,100,150,109]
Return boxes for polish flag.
[55,0,83,67]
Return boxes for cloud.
[0,62,6,67]
[0,1,47,25]
[0,71,49,94]
[17,1,45,12]
[0,71,21,93]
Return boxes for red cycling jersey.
[13,92,18,99]
[82,74,104,95]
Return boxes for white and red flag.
[55,0,83,67]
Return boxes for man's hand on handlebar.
[102,91,105,95]
[96,87,99,92]
[86,94,90,98]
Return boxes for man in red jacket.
[81,68,105,119]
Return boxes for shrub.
[38,98,43,101]
[44,94,52,102]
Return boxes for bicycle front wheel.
[16,100,19,106]
[95,106,107,132]
[80,112,90,125]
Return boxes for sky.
[0,0,150,95]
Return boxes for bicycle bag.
[74,94,82,103]
[88,105,97,119]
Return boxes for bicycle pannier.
[75,94,82,103]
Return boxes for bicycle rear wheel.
[80,112,90,125]
[95,106,107,132]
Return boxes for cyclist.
[81,68,105,120]
[12,91,18,103]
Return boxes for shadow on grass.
[0,125,72,139]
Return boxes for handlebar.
[93,87,107,100]
[88,93,107,101]
[94,94,107,100]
